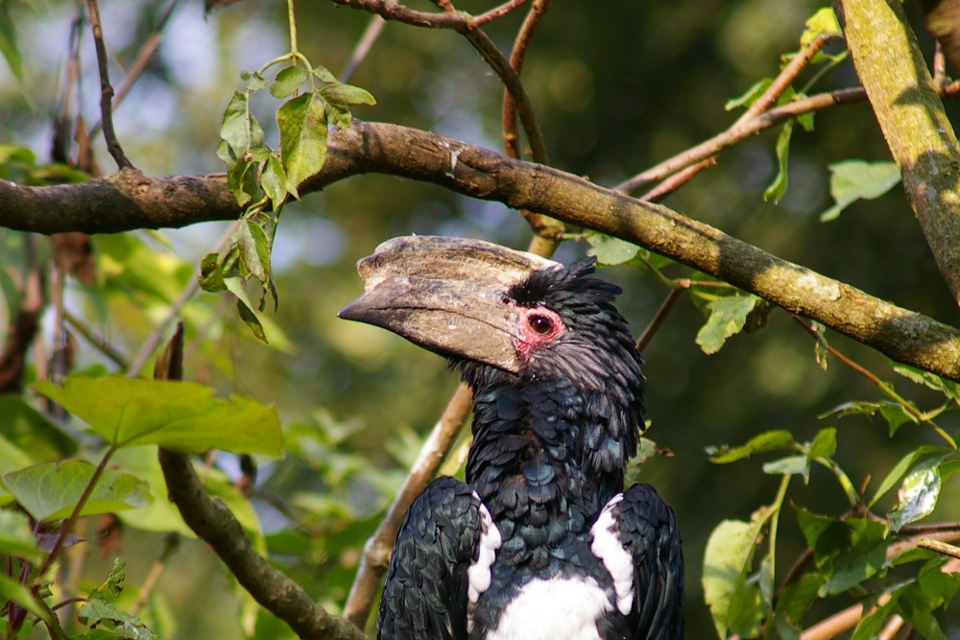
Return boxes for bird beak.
[338,236,559,373]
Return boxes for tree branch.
[154,324,366,640]
[4,120,960,380]
[85,0,133,170]
[835,0,960,307]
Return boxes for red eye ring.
[528,314,554,335]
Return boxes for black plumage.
[340,236,684,640]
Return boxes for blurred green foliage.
[0,0,959,639]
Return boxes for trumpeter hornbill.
[339,236,683,640]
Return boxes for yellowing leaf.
[801,8,842,47]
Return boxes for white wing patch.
[467,494,502,632]
[590,493,635,615]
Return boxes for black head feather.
[459,257,645,507]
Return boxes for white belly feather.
[486,576,612,640]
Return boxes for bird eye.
[528,314,553,335]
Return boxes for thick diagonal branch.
[3,120,960,380]
[835,0,960,307]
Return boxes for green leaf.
[312,65,338,84]
[899,585,948,640]
[220,91,254,161]
[775,573,826,635]
[33,377,281,456]
[271,65,310,98]
[89,558,126,601]
[703,508,776,638]
[707,429,795,463]
[198,252,228,293]
[78,599,158,640]
[0,3,25,92]
[763,455,810,482]
[888,360,960,402]
[585,233,639,265]
[869,445,945,508]
[0,573,52,625]
[261,154,287,206]
[277,92,328,199]
[0,144,35,165]
[725,78,772,111]
[807,428,837,458]
[236,221,271,283]
[851,595,897,640]
[245,70,266,93]
[0,393,78,463]
[822,400,916,435]
[917,559,960,608]
[695,293,761,354]
[320,81,376,108]
[887,454,949,532]
[0,510,41,561]
[800,7,842,47]
[764,119,793,202]
[819,160,901,222]
[225,277,269,343]
[3,460,152,522]
[794,508,888,595]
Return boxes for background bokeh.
[2,1,960,637]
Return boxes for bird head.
[339,236,645,461]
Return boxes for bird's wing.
[591,483,684,640]
[378,476,499,640]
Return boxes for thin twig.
[469,0,528,29]
[89,0,183,139]
[129,534,179,617]
[734,34,833,126]
[639,158,716,202]
[463,28,548,164]
[85,0,133,170]
[126,220,241,377]
[498,0,560,254]
[933,42,947,91]
[339,15,386,83]
[502,0,551,159]
[63,310,128,369]
[899,521,960,535]
[791,315,957,448]
[917,537,960,560]
[615,87,865,194]
[329,0,467,29]
[774,547,814,604]
[329,0,549,165]
[636,288,686,352]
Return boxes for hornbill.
[339,236,684,640]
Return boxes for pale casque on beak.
[338,236,560,373]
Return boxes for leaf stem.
[792,315,958,450]
[762,474,792,604]
[287,0,299,56]
[39,445,118,579]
